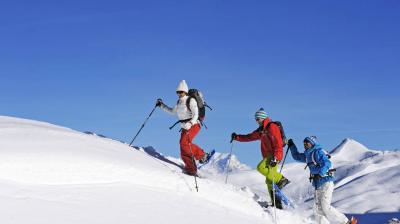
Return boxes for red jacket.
[236,118,283,161]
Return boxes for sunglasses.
[304,141,312,148]
[176,91,185,94]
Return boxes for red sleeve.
[267,124,283,161]
[236,130,261,142]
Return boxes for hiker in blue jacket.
[288,136,357,224]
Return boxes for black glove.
[269,157,278,167]
[230,132,237,143]
[156,98,163,107]
[287,139,294,147]
[309,174,322,183]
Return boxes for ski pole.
[272,179,277,224]
[225,141,234,184]
[272,174,278,224]
[186,131,199,192]
[279,146,290,173]
[129,105,157,147]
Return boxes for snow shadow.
[139,146,184,169]
[82,131,184,170]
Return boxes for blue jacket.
[289,143,334,189]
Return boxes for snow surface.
[0,115,399,224]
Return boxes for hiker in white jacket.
[156,80,209,176]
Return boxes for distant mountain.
[330,138,380,162]
[201,152,252,173]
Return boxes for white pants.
[314,182,349,224]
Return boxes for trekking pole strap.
[169,118,191,130]
[200,120,208,129]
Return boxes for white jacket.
[161,95,199,128]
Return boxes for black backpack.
[265,121,288,147]
[169,89,212,129]
[185,89,211,121]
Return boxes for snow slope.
[0,116,309,224]
[0,115,398,224]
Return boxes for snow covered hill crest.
[0,115,398,224]
[0,115,308,224]
[330,138,380,162]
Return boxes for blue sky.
[1,1,399,167]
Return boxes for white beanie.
[176,80,189,93]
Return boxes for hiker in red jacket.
[231,108,290,209]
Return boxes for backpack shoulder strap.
[266,121,280,129]
[311,149,331,165]
[186,97,193,112]
[265,121,278,133]
[311,150,318,166]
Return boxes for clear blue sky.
[1,1,399,167]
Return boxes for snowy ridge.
[0,115,308,224]
[0,115,398,224]
[330,138,378,162]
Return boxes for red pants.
[180,124,205,175]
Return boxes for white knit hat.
[176,80,189,93]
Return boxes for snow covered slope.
[0,116,309,224]
[1,115,398,224]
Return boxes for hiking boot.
[199,152,210,164]
[277,177,290,189]
[269,190,283,210]
[346,217,357,224]
[272,198,283,210]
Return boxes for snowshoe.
[276,176,290,189]
[272,183,295,208]
[198,150,215,169]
